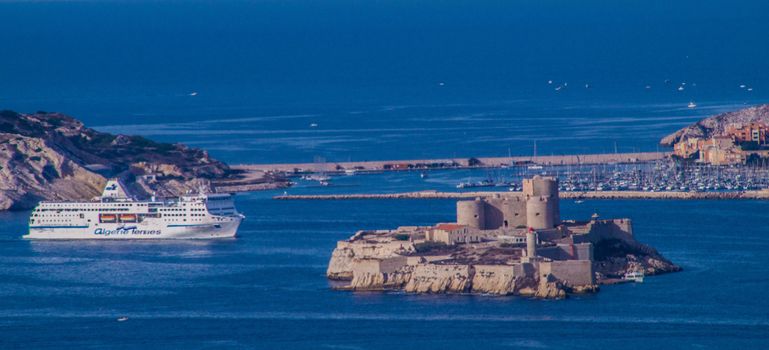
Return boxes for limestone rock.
[326,238,416,280]
[403,264,472,293]
[660,104,769,146]
[470,265,517,295]
[0,110,234,210]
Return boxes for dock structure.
[234,151,669,173]
[275,190,769,201]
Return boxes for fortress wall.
[350,258,384,275]
[483,197,527,229]
[539,243,594,261]
[540,260,594,287]
[537,228,567,241]
[584,219,634,243]
[514,262,537,278]
[378,256,408,274]
[482,198,505,229]
[537,246,570,260]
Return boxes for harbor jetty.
[234,151,668,173]
[276,190,769,200]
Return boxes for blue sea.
[1,0,769,348]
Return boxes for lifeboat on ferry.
[99,214,117,223]
[119,214,138,223]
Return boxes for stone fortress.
[457,176,560,231]
[326,176,680,298]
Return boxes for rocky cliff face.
[660,104,769,146]
[326,236,577,299]
[0,110,234,210]
[591,238,682,279]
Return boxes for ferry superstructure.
[24,179,244,239]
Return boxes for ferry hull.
[24,218,242,240]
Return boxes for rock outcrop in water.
[327,226,679,299]
[0,110,287,210]
[660,104,769,146]
[326,176,680,299]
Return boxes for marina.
[275,157,769,200]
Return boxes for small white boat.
[624,271,645,283]
[528,165,543,170]
[574,200,584,204]
[740,84,746,89]
[420,172,428,179]
[117,316,129,322]
[344,169,357,176]
[309,123,318,128]
[688,101,697,108]
[677,86,685,91]
[189,92,198,96]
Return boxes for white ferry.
[24,179,244,240]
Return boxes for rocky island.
[327,176,680,299]
[661,104,769,146]
[0,110,289,210]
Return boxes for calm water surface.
[1,175,769,348]
[1,0,769,348]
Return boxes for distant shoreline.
[275,190,769,201]
[233,151,669,173]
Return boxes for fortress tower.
[523,175,560,229]
[457,198,486,229]
[526,228,538,258]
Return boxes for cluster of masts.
[457,159,769,193]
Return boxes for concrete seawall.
[275,190,769,200]
[236,152,668,173]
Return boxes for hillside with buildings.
[326,176,680,299]
[662,104,769,165]
[0,110,286,210]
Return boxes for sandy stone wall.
[540,260,594,287]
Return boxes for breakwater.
[275,190,769,200]
[235,151,668,173]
